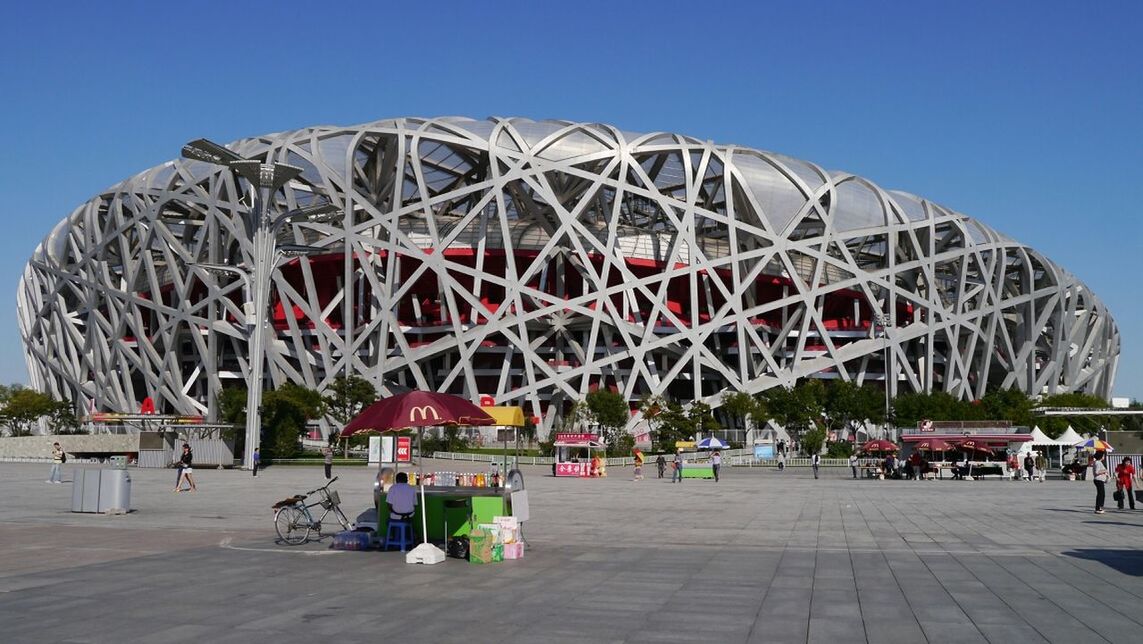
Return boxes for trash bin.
[70,467,131,514]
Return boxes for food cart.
[377,474,512,544]
[553,432,606,477]
[675,441,715,479]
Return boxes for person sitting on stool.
[387,472,418,524]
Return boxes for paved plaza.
[1,460,1141,643]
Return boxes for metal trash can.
[70,467,131,514]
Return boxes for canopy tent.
[1057,426,1083,445]
[483,406,526,476]
[484,406,525,427]
[1028,426,1067,467]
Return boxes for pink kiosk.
[553,432,606,477]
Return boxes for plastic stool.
[384,519,412,552]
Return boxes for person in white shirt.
[811,453,821,479]
[848,453,858,479]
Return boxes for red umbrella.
[956,439,994,456]
[861,439,899,454]
[914,438,953,453]
[340,390,495,436]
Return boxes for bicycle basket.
[321,489,340,509]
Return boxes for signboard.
[396,436,411,462]
[754,444,774,459]
[555,462,588,477]
[368,436,381,465]
[919,419,935,432]
[555,432,599,443]
[675,441,696,449]
[381,435,395,463]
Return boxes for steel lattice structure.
[18,117,1120,433]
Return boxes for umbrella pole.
[419,427,427,544]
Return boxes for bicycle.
[272,476,353,545]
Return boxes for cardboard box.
[503,543,524,560]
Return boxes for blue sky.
[0,0,1139,399]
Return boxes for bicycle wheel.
[332,504,353,531]
[274,506,310,545]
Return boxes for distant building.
[18,117,1120,436]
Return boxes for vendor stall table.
[377,485,509,542]
[680,463,715,479]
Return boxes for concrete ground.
[1,460,1141,643]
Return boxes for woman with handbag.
[1091,451,1109,514]
[1115,456,1136,510]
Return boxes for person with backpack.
[1023,453,1035,482]
[47,442,64,483]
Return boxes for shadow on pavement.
[1061,549,1143,577]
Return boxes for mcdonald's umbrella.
[956,439,994,455]
[914,438,954,453]
[1074,438,1115,452]
[860,439,899,454]
[339,391,496,436]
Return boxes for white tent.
[1055,426,1085,467]
[1028,426,1067,467]
[1057,426,1083,444]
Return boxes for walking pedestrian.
[1091,451,1109,514]
[1115,456,1136,510]
[811,452,821,479]
[778,440,786,457]
[323,444,334,480]
[777,451,786,471]
[47,441,64,483]
[1023,453,1035,482]
[174,444,197,492]
[672,448,684,483]
[252,448,260,477]
[656,454,666,479]
[711,450,721,482]
[633,448,644,481]
[849,452,858,479]
[1034,451,1046,482]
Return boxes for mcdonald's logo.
[409,405,441,423]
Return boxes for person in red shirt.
[1115,457,1136,510]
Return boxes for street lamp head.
[277,244,325,258]
[288,202,341,222]
[181,139,243,166]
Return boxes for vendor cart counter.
[680,463,715,479]
[377,486,509,542]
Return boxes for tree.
[2,388,57,436]
[259,383,324,460]
[822,381,885,440]
[801,427,826,456]
[652,400,692,453]
[586,389,630,456]
[321,375,378,432]
[687,401,722,437]
[760,381,823,441]
[48,401,82,434]
[722,391,759,435]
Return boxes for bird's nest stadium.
[18,116,1120,433]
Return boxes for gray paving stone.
[4,462,1143,643]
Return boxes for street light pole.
[181,139,337,470]
[874,314,893,437]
